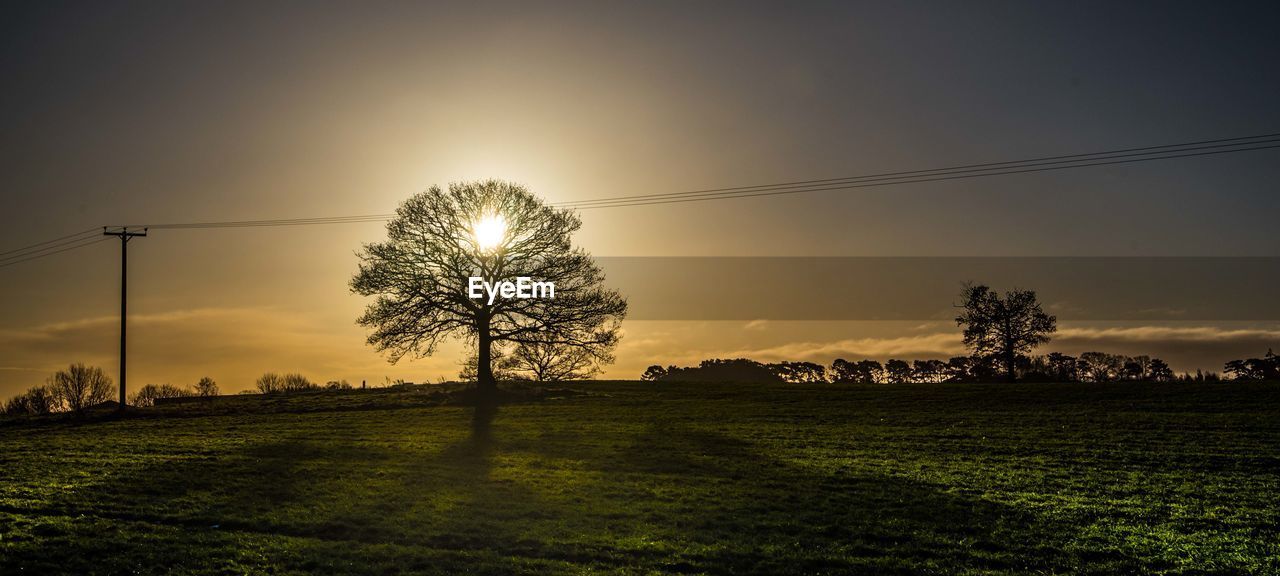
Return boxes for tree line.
[641,352,1196,384]
[642,283,1276,385]
[2,364,220,415]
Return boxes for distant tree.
[4,385,60,415]
[955,283,1057,382]
[767,361,827,383]
[653,359,783,383]
[829,359,857,383]
[351,181,627,405]
[1148,358,1174,382]
[832,359,884,383]
[853,360,885,383]
[256,373,285,394]
[194,377,219,397]
[504,334,611,381]
[325,380,353,391]
[131,384,191,407]
[1045,352,1078,382]
[943,356,974,382]
[50,363,113,413]
[282,373,317,392]
[912,359,947,383]
[1225,349,1280,381]
[459,350,519,382]
[1078,352,1123,383]
[641,365,670,381]
[1223,358,1264,381]
[1122,357,1145,381]
[884,359,912,384]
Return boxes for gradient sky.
[2,1,1278,396]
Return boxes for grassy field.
[1,381,1278,575]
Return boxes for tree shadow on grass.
[502,422,1148,574]
[3,413,1151,575]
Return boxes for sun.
[471,213,507,251]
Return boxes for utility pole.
[104,226,147,409]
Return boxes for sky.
[1,1,1278,396]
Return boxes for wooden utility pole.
[104,227,147,409]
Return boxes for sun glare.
[471,213,507,251]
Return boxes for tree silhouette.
[504,334,611,382]
[768,361,827,383]
[131,383,191,407]
[352,181,626,402]
[49,363,113,413]
[3,385,58,415]
[955,283,1057,382]
[640,365,671,381]
[1148,358,1174,382]
[884,359,912,384]
[194,377,219,397]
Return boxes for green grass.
[1,381,1278,575]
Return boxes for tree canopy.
[352,181,626,394]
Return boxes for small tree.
[50,363,113,413]
[257,373,285,394]
[131,384,191,407]
[4,385,60,415]
[504,334,611,381]
[282,373,317,392]
[1078,352,1123,382]
[459,350,519,382]
[955,283,1057,382]
[640,365,670,381]
[1148,358,1174,382]
[194,377,219,397]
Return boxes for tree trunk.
[477,316,496,397]
[998,332,1018,381]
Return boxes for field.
[1,381,1278,575]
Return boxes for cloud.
[715,333,966,362]
[1056,325,1280,343]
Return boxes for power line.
[3,131,1279,265]
[0,228,97,258]
[0,230,105,265]
[0,237,110,270]
[557,131,1280,208]
[132,131,1280,225]
[569,141,1280,210]
[142,214,393,230]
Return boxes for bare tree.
[4,385,60,415]
[130,383,191,407]
[351,181,626,402]
[282,373,316,392]
[50,363,113,413]
[256,373,285,394]
[503,334,611,381]
[194,377,219,397]
[459,349,519,382]
[955,283,1057,382]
